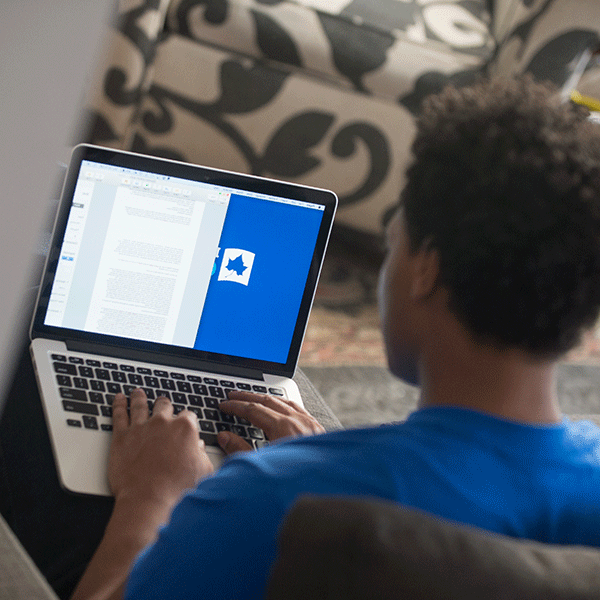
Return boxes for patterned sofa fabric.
[166,0,495,102]
[489,0,600,92]
[82,0,600,238]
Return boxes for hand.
[217,391,325,454]
[109,389,213,506]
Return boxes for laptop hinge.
[66,341,265,381]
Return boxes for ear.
[410,241,440,300]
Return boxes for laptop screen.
[33,145,337,376]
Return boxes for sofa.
[81,0,600,240]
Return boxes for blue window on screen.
[193,194,324,363]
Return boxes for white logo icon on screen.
[218,248,255,286]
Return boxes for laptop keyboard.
[51,353,282,450]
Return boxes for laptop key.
[56,375,72,387]
[176,381,192,393]
[204,397,219,409]
[208,386,225,399]
[231,425,247,437]
[52,354,67,362]
[79,366,94,378]
[188,395,204,407]
[199,432,219,447]
[82,416,98,430]
[172,392,187,404]
[236,382,251,390]
[89,392,104,404]
[248,427,265,440]
[62,400,98,415]
[66,419,82,427]
[128,374,143,386]
[95,369,111,381]
[252,385,268,393]
[59,387,87,401]
[90,380,105,392]
[73,377,88,390]
[204,408,219,421]
[160,379,175,391]
[192,383,208,395]
[199,420,215,433]
[54,363,77,375]
[144,376,160,388]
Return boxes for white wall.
[0,0,110,408]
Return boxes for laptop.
[30,144,337,497]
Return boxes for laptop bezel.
[30,144,337,379]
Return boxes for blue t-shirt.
[125,407,600,600]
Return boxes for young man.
[72,76,600,600]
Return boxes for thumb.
[218,431,254,455]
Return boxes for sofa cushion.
[488,0,600,96]
[267,495,600,600]
[166,0,495,102]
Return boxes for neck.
[417,322,562,425]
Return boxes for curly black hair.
[401,75,600,357]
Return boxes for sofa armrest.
[267,496,600,600]
[0,515,58,600]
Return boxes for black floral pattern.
[81,0,600,237]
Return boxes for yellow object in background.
[571,90,600,112]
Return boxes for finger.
[225,391,297,415]
[219,399,281,430]
[111,393,129,434]
[217,431,254,455]
[176,408,200,430]
[152,395,173,418]
[129,388,150,425]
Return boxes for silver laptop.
[30,144,337,497]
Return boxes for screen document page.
[45,161,229,348]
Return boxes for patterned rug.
[299,233,600,369]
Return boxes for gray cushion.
[267,495,600,600]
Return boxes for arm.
[71,389,323,600]
[70,389,214,600]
